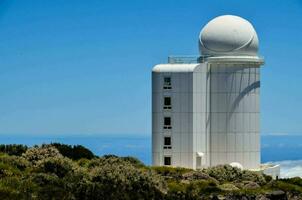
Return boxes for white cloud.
[267,160,302,178]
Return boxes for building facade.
[152,15,265,170]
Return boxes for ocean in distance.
[0,134,301,178]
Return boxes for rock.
[182,171,211,180]
[182,170,219,184]
[224,194,251,200]
[265,190,287,200]
[217,194,226,200]
[256,195,270,200]
[243,181,260,190]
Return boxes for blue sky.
[0,0,301,136]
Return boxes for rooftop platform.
[168,55,264,65]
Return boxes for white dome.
[230,162,244,170]
[199,15,259,56]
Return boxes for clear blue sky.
[0,0,301,136]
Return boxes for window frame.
[164,156,171,166]
[163,76,172,89]
[163,117,172,129]
[163,137,172,149]
[163,96,172,110]
[164,137,171,146]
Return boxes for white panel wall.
[152,65,201,169]
[152,62,261,170]
[192,63,209,168]
[209,64,261,169]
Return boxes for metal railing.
[168,55,203,64]
[167,55,264,64]
[167,55,215,64]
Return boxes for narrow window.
[164,117,171,125]
[164,137,171,146]
[163,97,171,110]
[164,117,171,129]
[164,77,171,85]
[163,137,172,149]
[163,77,172,89]
[164,156,171,166]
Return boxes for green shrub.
[77,158,91,167]
[51,143,95,160]
[0,145,28,156]
[166,181,188,200]
[0,185,20,200]
[166,180,220,200]
[34,157,74,178]
[263,173,273,183]
[29,173,74,199]
[121,156,145,168]
[218,183,239,191]
[0,154,30,171]
[241,170,266,185]
[0,163,22,177]
[22,145,63,165]
[152,166,192,180]
[271,180,302,193]
[87,157,167,199]
[202,165,266,185]
[202,165,242,183]
[281,177,302,187]
[1,143,302,199]
[0,177,36,200]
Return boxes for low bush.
[218,183,239,191]
[22,145,63,165]
[34,157,74,178]
[51,143,95,160]
[121,156,145,168]
[0,154,30,171]
[271,180,302,194]
[0,145,28,156]
[167,180,220,200]
[152,166,192,180]
[87,157,167,200]
[0,143,300,200]
[202,165,266,185]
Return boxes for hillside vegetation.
[0,144,301,200]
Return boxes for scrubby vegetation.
[0,144,301,199]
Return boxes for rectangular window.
[163,77,172,89]
[163,97,171,110]
[164,117,171,129]
[164,117,171,125]
[164,137,171,145]
[164,156,171,166]
[163,137,172,149]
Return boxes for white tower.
[152,15,264,169]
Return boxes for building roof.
[152,64,200,73]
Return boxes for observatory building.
[152,15,279,176]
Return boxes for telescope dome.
[199,15,259,56]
